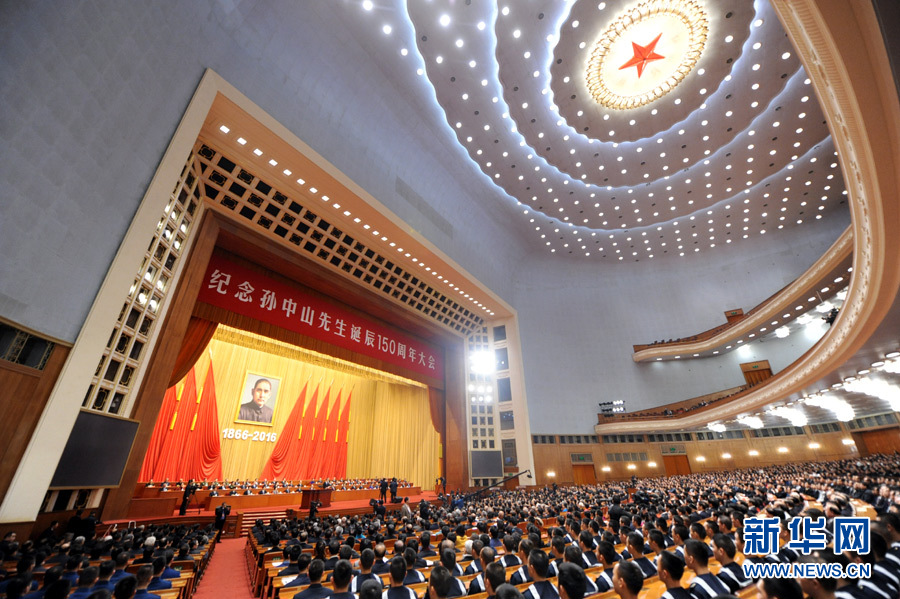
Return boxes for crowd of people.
[7,454,900,599]
[145,478,414,497]
[0,519,215,599]
[241,454,900,599]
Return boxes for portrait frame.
[234,371,281,426]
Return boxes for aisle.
[192,538,254,599]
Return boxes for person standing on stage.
[380,479,388,503]
[389,478,398,503]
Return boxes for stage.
[111,489,441,538]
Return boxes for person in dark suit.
[389,479,399,503]
[329,560,355,599]
[380,479,388,503]
[293,559,333,599]
[133,565,162,599]
[556,562,587,599]
[214,504,230,543]
[237,379,274,423]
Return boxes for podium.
[300,487,333,509]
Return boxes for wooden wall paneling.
[532,429,862,486]
[102,213,222,521]
[443,343,468,491]
[855,427,900,455]
[0,347,70,506]
[572,464,597,485]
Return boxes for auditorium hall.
[1,5,900,596]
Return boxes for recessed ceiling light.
[218,125,230,134]
[253,148,263,156]
[382,24,392,35]
[362,0,373,11]
[439,14,450,26]
[236,137,247,145]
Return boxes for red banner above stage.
[197,254,444,379]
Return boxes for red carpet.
[192,538,253,599]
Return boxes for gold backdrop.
[182,325,440,486]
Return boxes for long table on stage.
[202,486,420,511]
[134,485,421,512]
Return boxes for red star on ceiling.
[619,32,665,78]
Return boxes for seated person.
[292,559,332,599]
[427,566,454,599]
[350,549,382,593]
[284,553,313,587]
[439,549,466,598]
[757,577,803,599]
[499,535,521,568]
[593,541,618,593]
[147,558,171,591]
[522,550,559,599]
[401,547,425,585]
[612,561,643,599]
[625,532,656,578]
[329,560,354,599]
[384,556,416,599]
[509,539,535,586]
[684,540,730,599]
[477,562,505,599]
[657,550,691,599]
[556,563,587,599]
[134,565,162,599]
[712,534,750,593]
[70,566,100,599]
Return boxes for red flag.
[139,385,178,482]
[335,391,353,479]
[318,390,343,478]
[154,368,199,481]
[295,383,322,480]
[260,381,309,480]
[188,361,224,481]
[306,384,333,479]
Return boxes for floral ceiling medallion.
[586,0,709,110]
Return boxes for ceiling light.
[809,442,821,449]
[748,449,760,456]
[382,24,392,34]
[218,125,230,133]
[771,406,807,427]
[362,0,373,10]
[439,14,450,26]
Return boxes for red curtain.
[259,381,309,480]
[169,318,217,387]
[187,363,224,481]
[139,386,178,482]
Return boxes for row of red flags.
[138,361,353,483]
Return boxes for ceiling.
[333,0,849,261]
[200,1,900,432]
